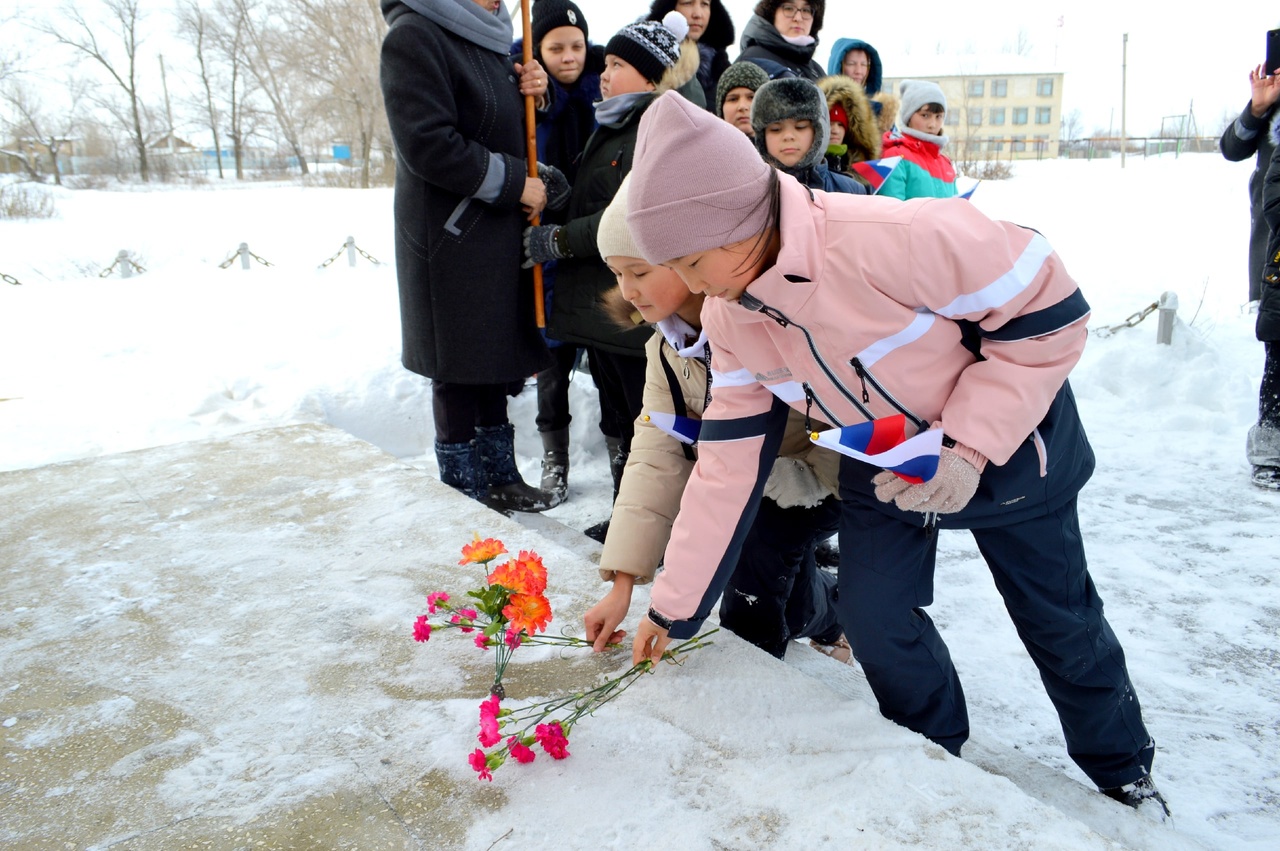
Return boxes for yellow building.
[883,58,1065,162]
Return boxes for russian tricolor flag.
[809,414,942,483]
[644,411,701,445]
[849,156,902,194]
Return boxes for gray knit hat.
[897,79,947,128]
[715,61,769,118]
[604,11,689,85]
[750,77,830,172]
[597,174,642,260]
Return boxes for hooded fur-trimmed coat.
[380,0,551,383]
[818,75,881,176]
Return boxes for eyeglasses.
[778,4,814,20]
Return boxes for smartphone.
[1268,28,1280,76]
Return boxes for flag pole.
[517,0,546,328]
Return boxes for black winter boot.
[435,440,485,501]
[475,423,562,513]
[1101,775,1171,822]
[584,435,625,543]
[540,427,570,502]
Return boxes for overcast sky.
[588,0,1279,136]
[2,1,1276,138]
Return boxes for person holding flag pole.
[379,0,570,513]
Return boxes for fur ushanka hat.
[750,76,830,172]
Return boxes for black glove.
[537,162,571,211]
[523,224,566,268]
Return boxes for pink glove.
[872,447,981,514]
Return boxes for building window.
[1037,77,1054,97]
[1012,107,1028,125]
[967,79,984,97]
[1034,135,1050,152]
[968,108,983,126]
[1036,106,1052,124]
[989,108,1006,126]
[944,110,959,126]
[988,136,1004,152]
[1012,135,1026,152]
[991,79,1008,97]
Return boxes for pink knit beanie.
[626,91,775,265]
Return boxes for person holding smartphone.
[1220,55,1280,303]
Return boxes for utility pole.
[1120,33,1128,168]
[160,54,176,159]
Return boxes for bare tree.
[232,0,311,174]
[39,0,152,181]
[3,77,88,184]
[1060,108,1083,147]
[175,0,224,178]
[284,0,387,187]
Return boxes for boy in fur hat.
[521,11,700,540]
[878,79,958,200]
[817,74,881,185]
[751,77,866,195]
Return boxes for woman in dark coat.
[646,0,735,110]
[1221,64,1280,303]
[736,0,825,81]
[380,0,563,512]
[1251,126,1280,489]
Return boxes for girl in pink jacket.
[620,91,1169,817]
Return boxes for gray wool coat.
[380,1,551,384]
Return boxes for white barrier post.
[346,236,357,267]
[117,250,132,279]
[239,242,251,270]
[1156,291,1178,345]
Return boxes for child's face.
[765,118,814,168]
[663,235,771,303]
[907,105,945,136]
[828,121,846,146]
[841,49,869,84]
[600,55,654,99]
[721,87,756,136]
[540,26,587,86]
[608,256,703,324]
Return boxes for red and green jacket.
[878,130,957,200]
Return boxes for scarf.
[398,0,512,53]
[594,91,651,129]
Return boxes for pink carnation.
[457,608,478,620]
[508,736,536,764]
[535,722,570,760]
[480,694,501,720]
[412,615,431,643]
[504,628,523,650]
[478,713,501,748]
[474,634,490,650]
[468,748,493,781]
[450,613,475,634]
[426,591,450,614]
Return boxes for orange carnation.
[487,550,547,596]
[459,535,507,566]
[503,593,552,635]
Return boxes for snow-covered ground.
[1,152,1277,849]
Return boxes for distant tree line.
[0,0,391,187]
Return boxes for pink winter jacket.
[650,175,1091,636]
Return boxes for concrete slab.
[0,425,1186,850]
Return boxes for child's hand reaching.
[583,574,635,652]
[633,615,672,666]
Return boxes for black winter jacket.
[1259,131,1280,343]
[736,14,823,81]
[1221,100,1280,303]
[546,95,656,356]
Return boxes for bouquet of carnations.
[413,534,713,781]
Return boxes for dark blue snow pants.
[836,495,1155,790]
[718,495,844,659]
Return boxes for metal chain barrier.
[99,251,147,278]
[1090,301,1158,339]
[219,243,273,269]
[318,236,383,269]
[2,272,21,286]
